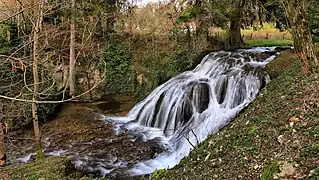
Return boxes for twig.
[183,134,196,149]
[0,4,38,23]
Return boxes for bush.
[101,40,134,94]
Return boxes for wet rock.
[275,46,293,52]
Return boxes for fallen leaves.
[289,116,301,123]
[278,162,296,177]
[273,161,300,179]
[0,173,9,180]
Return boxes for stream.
[6,47,291,179]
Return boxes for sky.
[137,0,163,6]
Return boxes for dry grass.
[242,25,292,41]
[210,23,293,46]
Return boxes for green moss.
[36,149,45,161]
[247,125,258,136]
[0,157,93,180]
[261,162,280,180]
[302,143,319,158]
[309,167,319,180]
[151,169,167,180]
[304,129,319,138]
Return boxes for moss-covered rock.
[0,157,90,180]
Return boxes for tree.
[228,0,245,49]
[0,0,108,163]
[0,122,6,166]
[31,0,44,157]
[282,0,319,74]
[69,0,76,96]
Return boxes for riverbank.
[0,94,159,179]
[154,49,319,179]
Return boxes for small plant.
[36,149,44,160]
[309,167,319,180]
[151,169,167,180]
[261,162,280,180]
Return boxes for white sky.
[136,0,163,6]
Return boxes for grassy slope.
[245,39,293,47]
[154,50,319,180]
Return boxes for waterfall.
[104,47,278,175]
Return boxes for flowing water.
[11,47,285,178]
[102,47,280,175]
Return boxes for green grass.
[261,162,280,180]
[151,169,167,180]
[245,39,293,47]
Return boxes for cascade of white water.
[104,47,278,175]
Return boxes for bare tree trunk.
[282,0,319,74]
[258,4,263,28]
[229,0,245,49]
[0,123,5,166]
[32,0,43,159]
[69,0,76,96]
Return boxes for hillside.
[153,50,319,179]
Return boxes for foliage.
[0,22,21,54]
[309,167,319,180]
[302,142,319,158]
[102,40,133,94]
[36,150,45,160]
[308,0,319,42]
[261,162,280,180]
[175,5,203,23]
[0,57,58,130]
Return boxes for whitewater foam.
[103,47,280,175]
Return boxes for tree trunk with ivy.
[282,0,319,74]
[106,0,116,38]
